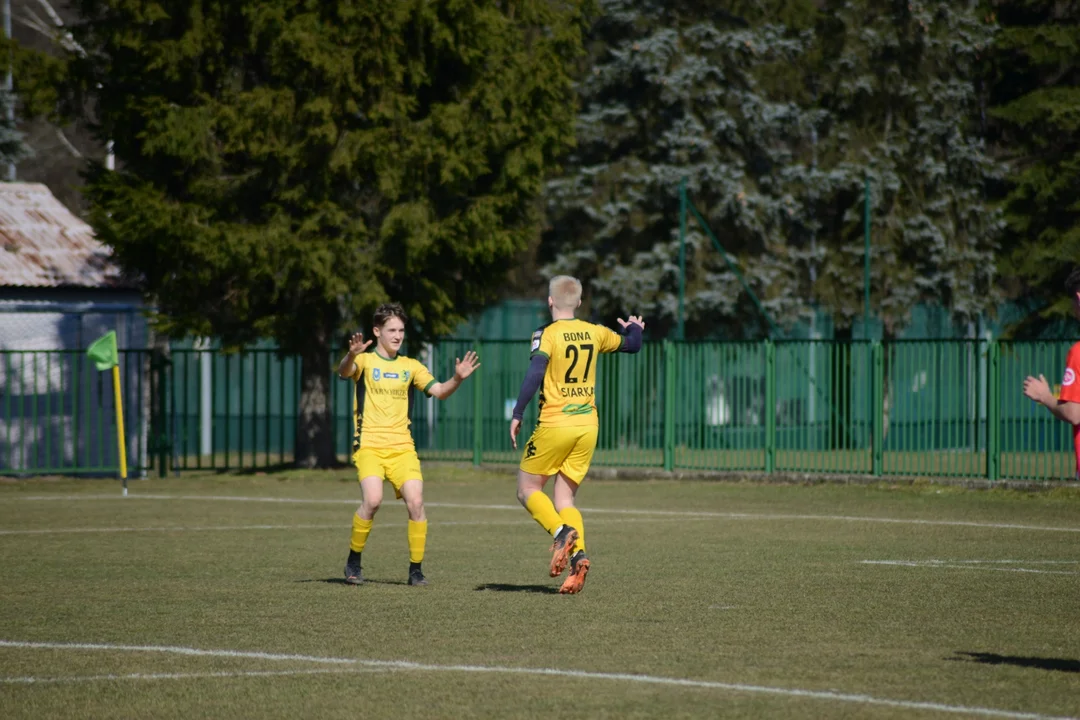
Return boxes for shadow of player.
[474,583,558,594]
[295,578,409,587]
[952,651,1080,673]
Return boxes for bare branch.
[16,10,54,39]
[27,0,87,57]
[32,0,66,28]
[54,128,82,158]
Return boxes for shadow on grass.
[229,461,353,475]
[952,651,1080,673]
[474,583,558,594]
[295,578,409,587]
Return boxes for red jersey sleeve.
[1059,342,1080,403]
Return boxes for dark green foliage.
[542,0,824,338]
[0,89,31,169]
[989,0,1080,332]
[544,0,1002,339]
[25,0,589,465]
[814,0,1003,335]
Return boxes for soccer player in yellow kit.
[337,303,479,586]
[509,276,644,594]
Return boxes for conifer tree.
[27,0,589,466]
[989,0,1080,330]
[543,0,822,338]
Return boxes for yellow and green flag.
[87,330,118,371]
[87,330,128,490]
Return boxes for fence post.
[986,340,1000,482]
[663,340,675,471]
[148,351,169,478]
[872,341,883,476]
[473,340,483,466]
[765,339,775,474]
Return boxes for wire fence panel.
[673,342,765,471]
[0,349,149,474]
[595,342,665,468]
[998,341,1076,481]
[3,339,1079,482]
[773,340,872,474]
[882,340,986,477]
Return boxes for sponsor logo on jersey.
[562,403,593,415]
[531,330,542,352]
[372,368,381,381]
[1065,368,1076,387]
[383,372,400,379]
[370,386,407,397]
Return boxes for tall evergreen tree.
[25,0,589,466]
[542,0,822,339]
[816,0,1003,336]
[546,0,1002,339]
[989,0,1080,331]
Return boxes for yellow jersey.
[530,318,623,427]
[349,351,436,450]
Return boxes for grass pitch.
[1,466,1078,719]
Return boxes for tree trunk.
[295,338,336,468]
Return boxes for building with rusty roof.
[0,182,146,351]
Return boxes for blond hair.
[548,275,582,312]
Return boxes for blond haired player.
[509,276,644,594]
[337,302,479,586]
[1023,267,1080,479]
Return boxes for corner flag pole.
[112,363,128,495]
[87,330,127,496]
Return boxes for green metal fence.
[1,340,1076,481]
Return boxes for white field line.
[927,560,1079,565]
[0,524,342,536]
[861,560,1080,576]
[0,517,701,537]
[7,493,1080,534]
[0,667,388,684]
[0,640,1072,720]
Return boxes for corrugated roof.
[0,182,127,288]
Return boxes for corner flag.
[87,330,119,371]
[87,330,128,494]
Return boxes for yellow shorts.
[353,448,423,499]
[519,425,598,483]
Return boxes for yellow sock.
[525,491,564,536]
[559,506,585,554]
[407,520,427,564]
[350,515,373,552]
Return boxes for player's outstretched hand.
[348,332,372,355]
[510,418,521,450]
[454,350,481,381]
[1023,374,1052,404]
[617,315,645,331]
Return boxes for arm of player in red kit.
[1024,343,1080,425]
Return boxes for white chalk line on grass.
[0,640,1071,720]
[0,517,701,537]
[8,493,1080,534]
[862,560,1080,576]
[0,667,389,684]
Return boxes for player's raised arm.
[337,332,371,378]
[427,350,480,400]
[615,315,645,353]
